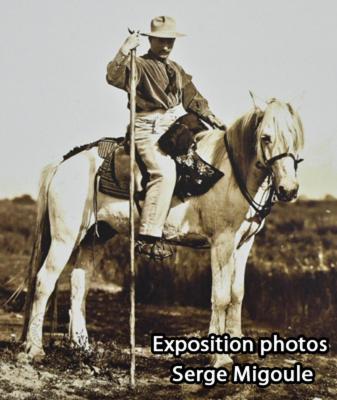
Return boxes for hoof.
[71,339,91,353]
[25,343,46,362]
[31,351,45,363]
[16,351,30,364]
[210,354,233,369]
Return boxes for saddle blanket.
[98,138,130,199]
[97,137,224,201]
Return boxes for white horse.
[21,98,304,367]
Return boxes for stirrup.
[135,239,174,261]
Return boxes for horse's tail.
[21,159,61,342]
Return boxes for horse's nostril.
[278,186,298,201]
[290,188,298,199]
[279,185,286,195]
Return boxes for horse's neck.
[228,122,269,198]
[197,124,266,199]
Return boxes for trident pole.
[129,45,137,388]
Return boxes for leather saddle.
[97,113,224,201]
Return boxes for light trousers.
[135,105,185,237]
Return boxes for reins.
[224,132,275,221]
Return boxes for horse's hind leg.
[26,156,94,359]
[26,236,78,359]
[69,243,95,350]
[69,223,116,349]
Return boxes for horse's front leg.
[226,237,255,338]
[209,237,235,368]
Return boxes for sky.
[1,0,336,199]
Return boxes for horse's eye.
[262,134,271,144]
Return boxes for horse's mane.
[196,108,262,174]
[260,100,304,150]
[197,99,304,176]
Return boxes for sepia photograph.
[0,1,336,399]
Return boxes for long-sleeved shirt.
[106,49,212,118]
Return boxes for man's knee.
[150,170,176,188]
[150,158,176,184]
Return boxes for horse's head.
[255,99,304,201]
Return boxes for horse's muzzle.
[276,184,299,202]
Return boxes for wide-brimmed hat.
[142,16,185,38]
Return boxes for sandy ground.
[0,290,336,400]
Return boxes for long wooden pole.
[129,46,137,389]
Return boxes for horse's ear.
[288,91,305,111]
[249,91,266,111]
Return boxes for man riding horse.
[106,16,226,259]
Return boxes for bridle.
[257,148,304,173]
[224,129,304,221]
